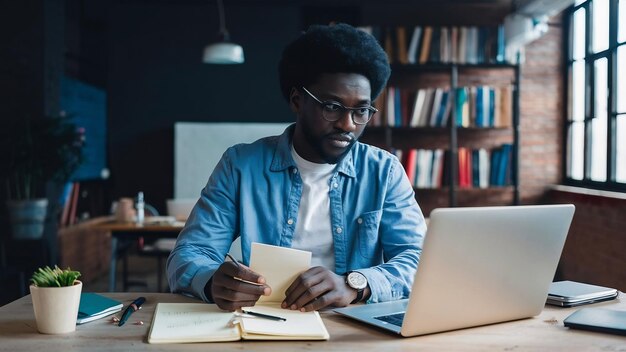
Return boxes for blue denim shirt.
[166,124,426,303]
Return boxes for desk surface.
[1,292,626,351]
[93,217,185,232]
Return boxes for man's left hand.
[281,266,366,312]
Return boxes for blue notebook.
[77,293,123,324]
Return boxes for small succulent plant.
[30,265,81,287]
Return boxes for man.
[167,23,426,312]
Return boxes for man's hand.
[210,261,271,311]
[281,266,366,312]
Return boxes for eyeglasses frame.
[300,86,378,125]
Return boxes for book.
[77,293,123,324]
[148,303,329,343]
[407,26,422,64]
[395,27,408,64]
[419,26,432,64]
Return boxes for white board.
[174,122,290,199]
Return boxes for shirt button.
[287,218,294,225]
[336,227,342,234]
[357,218,363,224]
[333,183,339,188]
[292,168,298,174]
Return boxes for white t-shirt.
[290,145,336,271]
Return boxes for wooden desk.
[1,292,626,351]
[94,219,184,291]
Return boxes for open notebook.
[148,243,329,343]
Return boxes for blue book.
[394,87,402,127]
[472,149,480,188]
[77,293,123,324]
[497,144,512,186]
[490,148,501,186]
[435,91,449,127]
[496,25,505,63]
[475,87,484,127]
[489,88,496,127]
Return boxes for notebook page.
[240,305,329,340]
[249,243,311,303]
[148,303,240,344]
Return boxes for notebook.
[77,293,123,324]
[335,204,575,337]
[547,281,618,307]
[148,243,329,343]
[147,303,329,343]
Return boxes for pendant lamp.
[202,0,244,64]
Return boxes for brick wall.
[519,20,564,204]
[547,188,626,291]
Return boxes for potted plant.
[0,114,84,239]
[30,265,82,334]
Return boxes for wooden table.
[94,219,184,291]
[1,292,626,351]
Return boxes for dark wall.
[107,2,301,212]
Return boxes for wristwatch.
[346,271,368,304]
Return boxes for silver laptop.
[334,204,575,337]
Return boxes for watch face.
[347,272,367,290]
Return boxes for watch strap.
[350,288,364,304]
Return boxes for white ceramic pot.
[30,280,82,334]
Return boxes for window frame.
[563,0,626,192]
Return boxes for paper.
[240,305,329,339]
[249,242,312,303]
[148,303,240,343]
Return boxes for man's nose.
[333,109,358,132]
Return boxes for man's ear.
[289,87,300,113]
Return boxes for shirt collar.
[270,123,356,178]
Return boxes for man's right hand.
[209,261,271,311]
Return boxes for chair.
[134,237,175,292]
[120,204,174,292]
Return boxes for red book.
[405,149,418,186]
[68,182,80,226]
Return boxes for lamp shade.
[202,42,244,64]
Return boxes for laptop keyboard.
[374,312,405,327]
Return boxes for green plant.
[30,265,81,287]
[0,115,85,200]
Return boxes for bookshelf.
[360,26,520,216]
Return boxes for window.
[565,0,626,191]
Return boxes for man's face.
[291,73,371,164]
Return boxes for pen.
[241,309,287,322]
[118,296,146,327]
[225,253,264,286]
[225,253,239,267]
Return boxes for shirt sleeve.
[166,149,239,302]
[360,156,426,303]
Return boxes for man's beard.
[302,127,358,164]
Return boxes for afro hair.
[278,23,391,102]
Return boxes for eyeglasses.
[300,87,377,125]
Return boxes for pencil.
[241,309,287,322]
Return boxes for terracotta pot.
[30,280,82,334]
